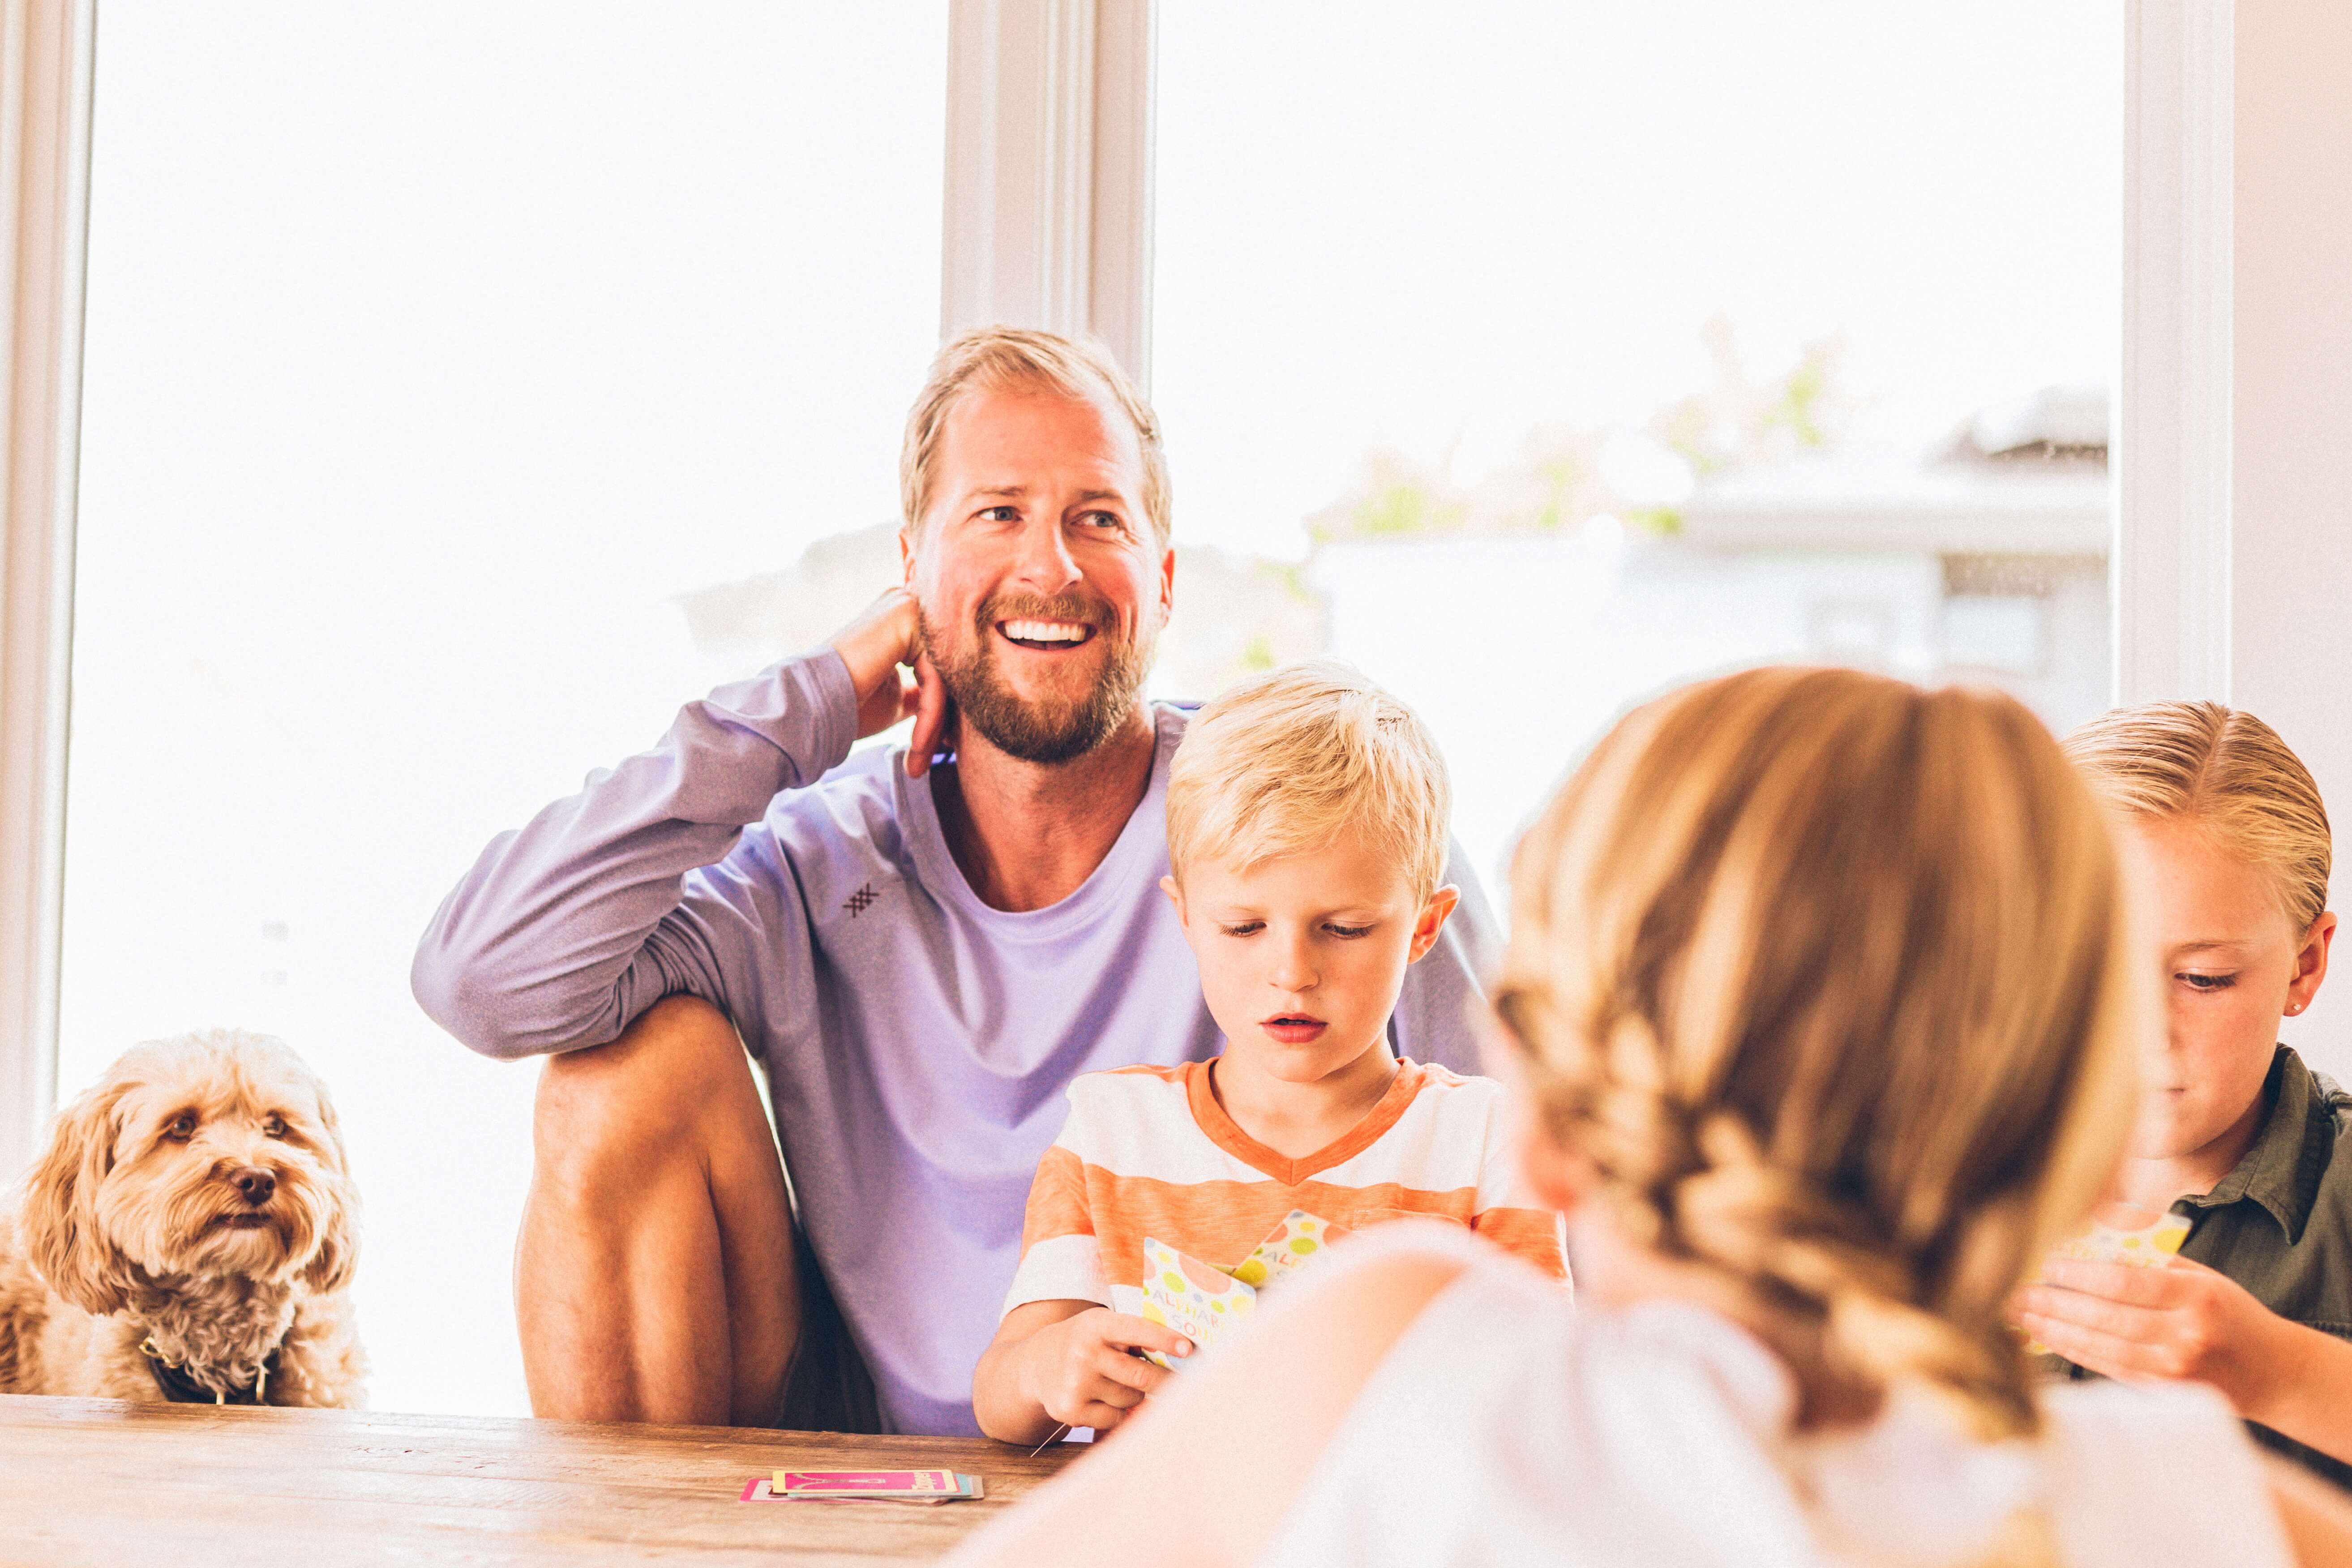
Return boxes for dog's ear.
[299,1184,359,1295]
[299,1078,359,1295]
[21,1076,138,1316]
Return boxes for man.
[412,327,1496,1437]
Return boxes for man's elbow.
[410,936,596,1062]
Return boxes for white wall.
[2235,1,2352,1082]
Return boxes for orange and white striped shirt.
[1002,1058,1567,1317]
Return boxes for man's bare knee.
[533,996,748,1192]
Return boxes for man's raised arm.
[412,590,948,1060]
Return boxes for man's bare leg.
[517,994,799,1425]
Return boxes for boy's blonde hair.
[2063,700,2331,931]
[1166,660,1451,904]
[899,326,1172,544]
[1496,667,2138,1456]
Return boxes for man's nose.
[1009,517,1082,593]
[228,1165,276,1206]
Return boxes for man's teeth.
[1002,619,1090,643]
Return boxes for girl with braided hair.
[950,667,2352,1567]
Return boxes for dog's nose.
[229,1165,276,1205]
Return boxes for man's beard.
[920,592,1155,765]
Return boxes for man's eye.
[1078,510,1123,530]
[261,1114,288,1138]
[2178,972,2238,992]
[978,505,1019,523]
[164,1114,197,1141]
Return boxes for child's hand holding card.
[1136,1211,1348,1368]
[2025,1203,2192,1354]
[1138,1236,1255,1369]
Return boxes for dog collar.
[140,1335,280,1406]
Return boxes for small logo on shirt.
[843,883,880,918]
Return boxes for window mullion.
[2115,0,2234,706]
[941,0,1155,387]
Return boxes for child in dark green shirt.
[2019,701,2352,1488]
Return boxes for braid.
[1505,995,2059,1568]
[1512,997,2039,1441]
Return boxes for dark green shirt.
[2051,1045,2352,1489]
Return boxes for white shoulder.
[2039,1380,2294,1568]
[1055,1066,1197,1169]
[1063,1065,1187,1114]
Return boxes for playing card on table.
[744,1470,985,1504]
[773,1469,958,1495]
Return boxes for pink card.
[774,1468,958,1494]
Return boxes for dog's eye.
[163,1113,197,1141]
[261,1114,287,1138]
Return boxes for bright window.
[1152,0,2121,883]
[53,0,2126,1418]
[59,0,949,1415]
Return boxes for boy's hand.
[2014,1254,2296,1419]
[1017,1307,1193,1433]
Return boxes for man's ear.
[22,1076,138,1316]
[1158,542,1175,618]
[898,525,918,591]
[1406,885,1461,964]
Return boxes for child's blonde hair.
[1496,667,2138,1451]
[2063,701,2331,932]
[1166,660,1450,903]
[900,326,1172,544]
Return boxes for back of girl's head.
[1496,665,2139,1441]
[2062,700,2330,931]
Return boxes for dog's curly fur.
[0,1029,365,1406]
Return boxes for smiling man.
[412,329,1495,1438]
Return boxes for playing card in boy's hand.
[2051,1204,2192,1267]
[1136,1210,1352,1367]
[1229,1209,1349,1286]
[2025,1203,2193,1354]
[1139,1235,1255,1368]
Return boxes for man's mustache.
[973,592,1113,633]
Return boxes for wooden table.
[0,1395,1080,1566]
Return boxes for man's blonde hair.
[1496,667,2138,1470]
[2063,700,2331,931]
[1166,660,1451,904]
[899,326,1172,544]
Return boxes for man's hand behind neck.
[931,704,1158,913]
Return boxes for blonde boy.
[971,660,1565,1446]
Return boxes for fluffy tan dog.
[0,1029,365,1406]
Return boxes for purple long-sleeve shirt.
[412,648,1497,1435]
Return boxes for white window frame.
[941,0,1155,385]
[0,3,2293,1165]
[0,0,93,1182]
[2115,0,2233,705]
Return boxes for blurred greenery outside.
[1307,316,1845,548]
